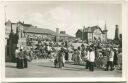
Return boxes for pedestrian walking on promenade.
[88,48,95,71]
[97,52,103,69]
[72,48,81,65]
[46,44,52,58]
[113,49,118,70]
[105,48,114,71]
[15,47,19,68]
[65,47,69,61]
[58,48,65,68]
[77,47,82,64]
[85,47,90,69]
[17,48,24,69]
[23,50,29,68]
[102,48,109,69]
[102,55,108,69]
[117,51,122,70]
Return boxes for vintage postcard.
[0,0,127,82]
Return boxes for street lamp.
[82,26,85,43]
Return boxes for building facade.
[76,25,107,44]
[59,31,75,42]
[5,20,75,61]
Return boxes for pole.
[4,5,7,23]
[82,26,85,42]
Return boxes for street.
[6,59,122,78]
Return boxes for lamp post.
[82,26,85,43]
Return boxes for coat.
[17,51,24,59]
[15,49,19,58]
[88,51,95,62]
[58,51,65,63]
[109,50,114,62]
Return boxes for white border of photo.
[0,0,128,82]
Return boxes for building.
[76,25,107,44]
[58,31,75,42]
[5,20,75,61]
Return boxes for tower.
[114,25,119,40]
[103,21,108,43]
[55,28,59,42]
[114,25,119,45]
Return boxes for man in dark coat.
[105,48,114,71]
[58,48,65,68]
[17,49,24,69]
[15,47,19,68]
[23,50,29,68]
[64,47,69,61]
[113,49,118,70]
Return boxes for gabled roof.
[21,23,73,37]
[89,26,103,33]
[18,22,32,27]
[77,25,106,34]
[23,26,58,36]
[5,20,74,37]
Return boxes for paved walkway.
[5,59,122,78]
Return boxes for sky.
[4,1,122,39]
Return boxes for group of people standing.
[14,41,122,72]
[71,43,122,71]
[53,43,122,72]
[71,45,96,71]
[15,47,29,69]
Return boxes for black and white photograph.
[3,81,126,83]
[3,1,123,78]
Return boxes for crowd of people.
[15,41,122,72]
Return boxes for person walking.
[113,49,118,70]
[15,47,19,68]
[23,50,29,68]
[46,44,52,58]
[17,48,24,69]
[117,50,122,70]
[88,48,95,71]
[85,47,90,69]
[64,47,69,61]
[105,48,114,71]
[58,48,65,69]
[77,47,82,65]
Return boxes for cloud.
[49,7,72,23]
[7,3,121,38]
[21,7,81,36]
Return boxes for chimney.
[116,25,118,29]
[115,25,119,35]
[56,28,59,35]
[55,28,59,42]
[114,25,119,40]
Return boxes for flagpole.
[4,5,7,24]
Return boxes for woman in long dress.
[72,49,81,65]
[55,48,65,68]
[118,51,122,70]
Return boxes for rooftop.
[78,25,107,34]
[23,26,58,36]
